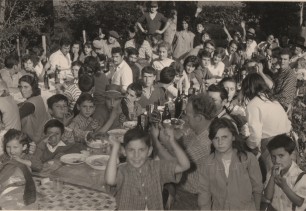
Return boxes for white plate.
[86,155,110,170]
[60,153,87,165]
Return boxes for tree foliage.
[0,0,52,66]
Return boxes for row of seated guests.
[0,91,303,210]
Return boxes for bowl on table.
[85,155,110,170]
[107,129,127,143]
[60,153,87,165]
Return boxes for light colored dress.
[164,18,177,45]
[172,31,195,60]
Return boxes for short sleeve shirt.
[113,159,181,210]
[265,161,306,211]
[137,12,168,35]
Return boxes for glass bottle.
[152,102,161,124]
[44,71,50,90]
[54,65,60,84]
[137,115,144,131]
[188,81,195,97]
[162,103,171,121]
[174,89,183,119]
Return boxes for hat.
[93,40,103,49]
[109,31,119,39]
[102,84,124,98]
[295,36,306,49]
[247,28,256,37]
[149,1,158,7]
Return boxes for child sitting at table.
[0,129,42,172]
[121,82,143,122]
[68,93,101,143]
[105,127,190,210]
[45,94,74,144]
[34,119,84,163]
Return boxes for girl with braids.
[198,118,262,210]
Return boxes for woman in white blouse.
[241,72,291,172]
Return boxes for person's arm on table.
[97,106,120,134]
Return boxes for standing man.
[45,37,73,81]
[136,1,169,36]
[110,47,133,93]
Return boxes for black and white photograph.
[0,0,306,210]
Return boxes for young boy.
[264,134,306,211]
[34,119,84,163]
[121,82,143,121]
[46,94,74,144]
[0,54,23,88]
[105,127,190,210]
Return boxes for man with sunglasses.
[136,1,169,36]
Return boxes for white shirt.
[246,96,291,149]
[207,62,225,77]
[46,140,66,153]
[265,161,306,211]
[176,71,190,95]
[111,60,133,92]
[49,50,73,80]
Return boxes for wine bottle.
[174,89,183,119]
[54,65,60,84]
[152,102,161,124]
[44,71,50,90]
[137,115,144,131]
[162,103,171,121]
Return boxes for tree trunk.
[0,0,6,30]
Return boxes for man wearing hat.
[93,84,124,133]
[136,1,169,36]
[0,79,21,130]
[96,30,121,58]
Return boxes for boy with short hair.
[46,94,74,144]
[105,127,190,210]
[34,119,84,163]
[121,82,143,121]
[264,134,306,211]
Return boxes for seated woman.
[79,41,97,63]
[22,54,43,81]
[208,47,226,80]
[34,119,84,163]
[18,75,50,143]
[183,55,201,91]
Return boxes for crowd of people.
[1,1,306,210]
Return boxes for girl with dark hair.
[172,16,195,60]
[241,73,291,173]
[22,54,43,81]
[198,117,262,210]
[70,41,82,62]
[18,75,49,143]
[79,41,97,63]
